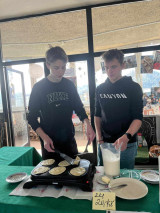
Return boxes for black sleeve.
[130,83,143,121]
[71,83,88,121]
[94,87,101,117]
[28,84,41,131]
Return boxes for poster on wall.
[151,87,160,98]
[123,55,137,69]
[141,55,154,73]
[153,51,160,70]
[101,62,106,74]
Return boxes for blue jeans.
[98,142,138,169]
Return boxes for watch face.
[126,133,132,140]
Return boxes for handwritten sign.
[92,191,116,211]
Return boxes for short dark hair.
[102,49,124,65]
[46,46,68,64]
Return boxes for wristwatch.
[125,133,132,140]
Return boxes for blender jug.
[100,143,120,177]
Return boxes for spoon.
[100,184,127,191]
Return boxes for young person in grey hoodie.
[94,49,143,169]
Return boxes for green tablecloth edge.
[0,147,42,166]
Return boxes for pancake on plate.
[49,167,66,175]
[70,167,86,176]
[41,159,55,166]
[33,166,50,175]
[58,160,70,167]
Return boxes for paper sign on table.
[92,191,116,211]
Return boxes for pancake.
[41,159,55,166]
[49,167,66,175]
[73,156,80,165]
[70,167,86,176]
[33,166,50,175]
[58,160,70,167]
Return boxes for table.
[0,147,42,166]
[0,165,160,213]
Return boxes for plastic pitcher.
[100,143,120,177]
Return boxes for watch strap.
[125,133,132,140]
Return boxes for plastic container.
[142,136,148,147]
[137,133,143,148]
[100,143,120,177]
[120,169,140,180]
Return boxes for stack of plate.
[140,170,159,184]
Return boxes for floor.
[29,131,93,156]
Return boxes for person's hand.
[43,135,55,152]
[85,122,96,144]
[113,134,129,151]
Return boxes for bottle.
[137,133,143,148]
[142,136,148,147]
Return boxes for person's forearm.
[83,118,90,125]
[114,119,142,151]
[36,127,48,140]
[94,116,103,141]
[36,127,55,152]
[83,118,93,131]
[126,119,142,136]
[83,118,95,142]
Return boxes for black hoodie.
[28,77,88,143]
[95,76,143,143]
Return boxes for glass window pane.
[95,50,160,115]
[66,61,92,153]
[0,10,88,61]
[92,0,160,52]
[12,63,45,107]
[6,69,29,146]
[94,57,107,87]
[0,88,5,147]
[10,63,45,152]
[0,88,3,113]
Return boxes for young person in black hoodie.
[28,46,95,159]
[94,49,143,169]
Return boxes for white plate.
[6,172,28,183]
[109,177,148,200]
[140,170,159,184]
